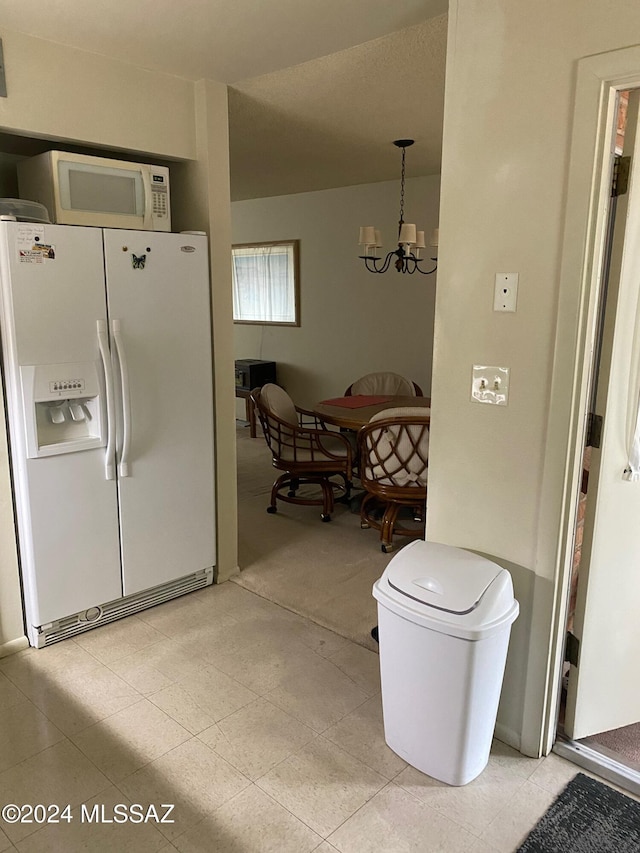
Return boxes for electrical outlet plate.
[494,272,518,312]
[471,365,509,405]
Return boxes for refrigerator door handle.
[111,319,132,478]
[96,319,116,480]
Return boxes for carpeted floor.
[583,722,640,772]
[233,423,402,652]
[517,772,640,852]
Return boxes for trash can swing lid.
[383,541,503,615]
[373,541,519,640]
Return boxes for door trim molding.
[535,45,640,756]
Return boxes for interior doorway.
[554,87,640,796]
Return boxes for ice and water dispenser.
[20,362,106,457]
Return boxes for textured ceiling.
[0,0,448,199]
[229,17,447,200]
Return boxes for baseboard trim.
[494,722,521,753]
[0,636,29,658]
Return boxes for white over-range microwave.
[17,151,171,231]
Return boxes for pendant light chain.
[399,145,406,228]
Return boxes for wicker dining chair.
[251,383,353,522]
[358,406,430,552]
[344,372,423,397]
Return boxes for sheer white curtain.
[232,243,296,323]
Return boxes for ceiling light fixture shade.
[358,139,438,275]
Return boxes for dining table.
[313,395,431,431]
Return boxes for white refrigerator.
[0,222,216,647]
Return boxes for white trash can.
[372,539,519,786]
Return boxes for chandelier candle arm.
[358,139,438,275]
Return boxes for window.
[232,240,300,326]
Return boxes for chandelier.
[358,139,438,275]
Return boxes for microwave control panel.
[151,172,169,222]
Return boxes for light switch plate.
[494,272,518,312]
[471,365,509,405]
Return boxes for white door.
[102,230,215,595]
[564,91,640,739]
[0,223,122,627]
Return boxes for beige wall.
[0,30,235,651]
[429,1,640,754]
[232,176,440,410]
[0,30,195,159]
[172,80,237,583]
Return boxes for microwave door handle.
[96,320,116,480]
[141,167,153,230]
[111,319,132,478]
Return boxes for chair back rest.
[259,383,297,425]
[252,384,297,458]
[361,406,430,488]
[347,372,419,396]
[251,384,351,472]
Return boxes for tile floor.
[0,581,630,852]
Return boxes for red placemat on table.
[319,395,393,408]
